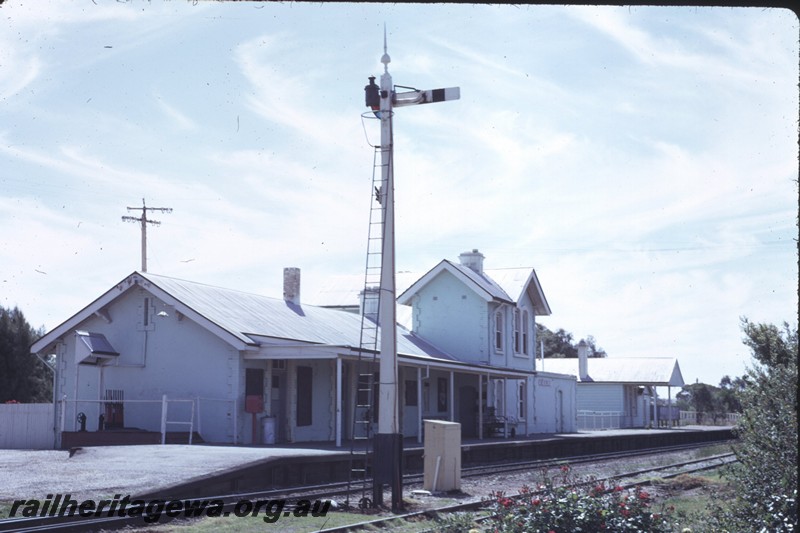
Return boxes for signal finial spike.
[381,23,391,72]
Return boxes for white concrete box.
[423,419,461,492]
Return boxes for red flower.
[560,465,570,472]
[532,498,541,506]
[638,490,650,500]
[613,485,623,492]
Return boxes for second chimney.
[577,339,589,381]
[458,249,485,275]
[283,267,301,306]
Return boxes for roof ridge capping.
[138,271,286,301]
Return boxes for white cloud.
[0,4,795,389]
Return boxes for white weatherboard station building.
[542,345,685,429]
[30,250,579,448]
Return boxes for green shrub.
[486,466,679,532]
[707,320,798,532]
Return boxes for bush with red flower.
[486,467,678,532]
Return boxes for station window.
[137,296,154,331]
[522,310,529,355]
[405,380,418,406]
[495,310,504,352]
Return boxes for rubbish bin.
[262,417,276,445]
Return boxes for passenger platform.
[0,426,734,503]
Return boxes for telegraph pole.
[121,198,172,272]
[363,29,460,513]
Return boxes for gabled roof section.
[397,261,551,315]
[30,271,460,363]
[30,272,257,354]
[486,267,552,316]
[397,260,512,306]
[540,358,685,387]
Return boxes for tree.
[676,375,746,423]
[535,324,607,358]
[711,318,798,531]
[716,374,745,414]
[0,306,50,403]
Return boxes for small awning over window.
[75,331,119,365]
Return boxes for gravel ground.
[402,443,732,511]
[0,445,339,502]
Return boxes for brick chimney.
[458,249,485,275]
[283,267,300,306]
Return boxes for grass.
[133,507,467,532]
[0,501,14,521]
[652,467,732,532]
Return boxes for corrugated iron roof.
[140,272,456,361]
[539,357,684,386]
[443,260,514,302]
[311,264,550,316]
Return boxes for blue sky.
[1,3,797,388]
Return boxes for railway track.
[0,441,735,532]
[317,451,739,533]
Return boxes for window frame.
[494,309,504,353]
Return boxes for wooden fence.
[0,403,55,449]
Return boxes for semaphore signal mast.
[363,28,460,513]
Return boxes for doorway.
[459,385,478,437]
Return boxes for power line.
[121,198,172,273]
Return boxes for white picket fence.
[679,410,741,426]
[0,403,55,449]
[577,410,625,430]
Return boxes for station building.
[30,250,578,448]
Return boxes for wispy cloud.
[0,4,795,388]
[0,52,40,102]
[154,95,197,131]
